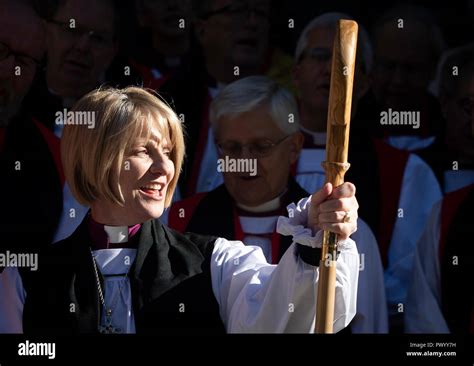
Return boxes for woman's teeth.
[140,183,163,192]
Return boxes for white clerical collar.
[103,225,129,243]
[236,190,286,213]
[300,125,327,146]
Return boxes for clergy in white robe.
[405,184,474,333]
[405,45,474,333]
[295,132,441,320]
[290,14,442,331]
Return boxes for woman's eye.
[135,149,148,155]
[163,150,171,157]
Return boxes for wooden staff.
[315,19,358,334]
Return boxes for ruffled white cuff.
[276,196,322,248]
[276,196,355,250]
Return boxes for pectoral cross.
[99,324,122,334]
[99,309,122,334]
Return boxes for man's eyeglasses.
[49,20,115,48]
[216,135,291,158]
[202,2,270,21]
[0,42,41,68]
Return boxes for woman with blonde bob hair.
[22,86,360,334]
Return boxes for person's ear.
[288,131,304,164]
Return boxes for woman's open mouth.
[139,183,165,201]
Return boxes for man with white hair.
[164,75,387,333]
[292,12,442,332]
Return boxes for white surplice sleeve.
[384,154,442,311]
[210,196,359,333]
[350,219,388,333]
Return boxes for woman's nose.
[149,153,171,175]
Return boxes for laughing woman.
[21,86,359,334]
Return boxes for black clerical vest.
[22,218,226,334]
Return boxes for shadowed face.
[197,0,270,73]
[371,21,436,110]
[138,0,192,37]
[293,25,368,117]
[45,0,117,98]
[0,0,44,124]
[293,26,334,114]
[215,105,302,207]
[442,72,474,164]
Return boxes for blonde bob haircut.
[61,86,185,209]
